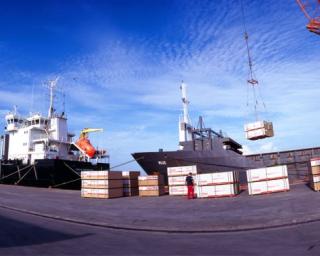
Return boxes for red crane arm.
[296,0,313,20]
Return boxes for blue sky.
[0,0,319,171]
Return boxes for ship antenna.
[48,77,59,118]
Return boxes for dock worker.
[185,172,195,199]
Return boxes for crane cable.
[240,0,267,121]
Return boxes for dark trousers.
[187,185,194,199]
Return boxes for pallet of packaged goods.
[248,178,290,195]
[244,121,274,140]
[196,183,240,198]
[309,158,320,191]
[196,171,240,198]
[197,171,239,186]
[246,165,288,182]
[138,175,165,196]
[122,171,140,197]
[167,165,197,196]
[167,165,197,177]
[81,171,123,199]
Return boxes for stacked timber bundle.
[247,165,289,195]
[309,158,320,191]
[138,175,165,196]
[81,171,123,199]
[196,171,240,198]
[122,171,140,196]
[167,165,197,196]
[244,121,274,140]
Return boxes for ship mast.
[180,81,190,125]
[47,77,59,118]
[179,81,192,148]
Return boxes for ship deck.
[1,184,320,232]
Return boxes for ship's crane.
[240,0,274,141]
[296,0,320,35]
[75,128,104,158]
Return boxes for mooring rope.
[63,162,81,177]
[110,156,144,170]
[15,166,34,185]
[52,178,81,188]
[0,165,33,180]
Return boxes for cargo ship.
[132,82,320,184]
[0,79,109,189]
[132,82,261,183]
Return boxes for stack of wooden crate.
[167,165,197,196]
[244,121,274,140]
[196,171,240,198]
[138,175,165,196]
[246,165,289,195]
[81,171,123,199]
[309,158,320,191]
[122,171,140,196]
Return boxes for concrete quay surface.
[0,184,319,233]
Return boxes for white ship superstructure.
[4,79,77,164]
[5,110,76,164]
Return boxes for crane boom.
[296,0,320,35]
[80,128,103,138]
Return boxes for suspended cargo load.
[244,121,274,140]
[240,1,275,141]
